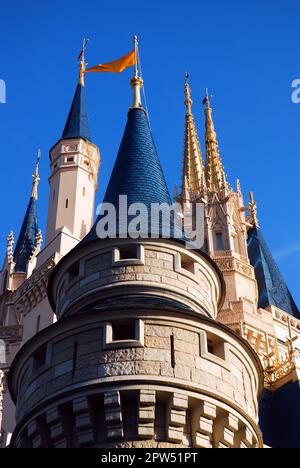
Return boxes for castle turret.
[14,152,40,273]
[8,64,263,449]
[179,83,258,323]
[42,51,100,262]
[10,151,42,288]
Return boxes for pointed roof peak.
[62,39,92,142]
[204,87,211,105]
[31,148,41,200]
[181,76,203,200]
[184,73,193,113]
[81,105,172,244]
[203,88,217,141]
[103,106,171,207]
[248,225,300,319]
[62,82,92,142]
[14,155,40,272]
[203,90,228,193]
[77,38,89,87]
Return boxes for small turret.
[13,150,40,273]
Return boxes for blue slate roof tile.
[82,107,186,244]
[14,197,39,273]
[247,226,299,318]
[62,83,91,142]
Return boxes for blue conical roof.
[83,107,180,244]
[103,107,171,207]
[14,197,39,273]
[62,83,91,142]
[247,226,300,318]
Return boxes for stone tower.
[44,70,100,260]
[177,77,300,448]
[8,74,263,449]
[0,52,100,447]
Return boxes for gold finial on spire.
[78,38,89,86]
[133,35,139,79]
[130,35,143,108]
[184,73,192,114]
[203,89,228,194]
[31,149,41,200]
[249,191,260,228]
[181,74,203,202]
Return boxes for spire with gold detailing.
[78,38,89,87]
[13,151,40,273]
[31,148,41,200]
[130,36,143,109]
[62,39,91,142]
[203,89,227,193]
[181,74,203,201]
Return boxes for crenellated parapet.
[49,239,224,321]
[9,307,263,448]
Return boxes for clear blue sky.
[0,0,299,303]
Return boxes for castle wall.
[9,238,263,448]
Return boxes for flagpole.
[134,35,139,78]
[78,38,89,86]
[130,35,143,108]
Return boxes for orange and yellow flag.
[84,50,136,74]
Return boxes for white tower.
[42,55,100,262]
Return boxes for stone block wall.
[51,240,223,320]
[9,310,263,448]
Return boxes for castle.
[0,47,299,449]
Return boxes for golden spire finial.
[181,74,203,202]
[31,149,41,200]
[130,35,143,109]
[184,73,192,114]
[203,88,217,143]
[203,89,228,193]
[78,38,89,86]
[249,191,260,228]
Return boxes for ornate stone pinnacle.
[181,76,203,202]
[7,231,14,264]
[204,92,229,194]
[31,149,41,200]
[248,192,259,228]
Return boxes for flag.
[84,49,136,74]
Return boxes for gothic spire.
[31,148,40,199]
[62,40,91,142]
[181,75,203,201]
[13,152,40,273]
[203,89,227,193]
